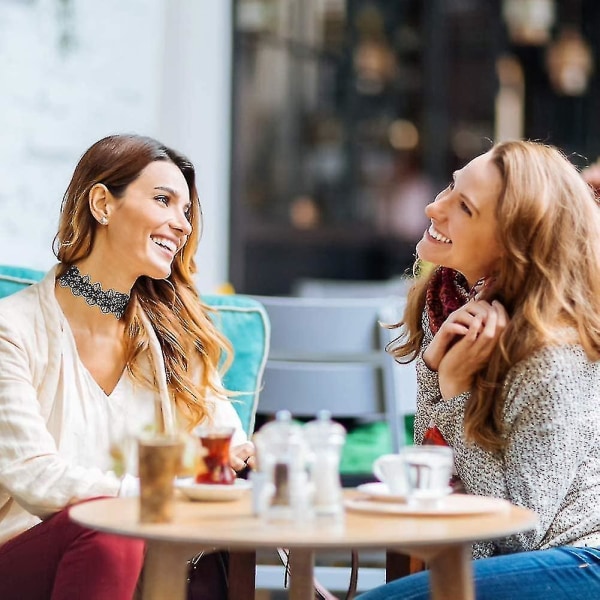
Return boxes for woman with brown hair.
[359,140,600,599]
[0,134,254,599]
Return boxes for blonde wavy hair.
[390,140,600,451]
[53,134,232,430]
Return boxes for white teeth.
[428,224,451,244]
[151,236,177,253]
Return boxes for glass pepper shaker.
[255,410,310,523]
[304,410,346,521]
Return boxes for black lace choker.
[57,265,130,319]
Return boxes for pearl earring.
[100,216,108,225]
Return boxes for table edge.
[69,497,539,551]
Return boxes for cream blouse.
[0,268,245,546]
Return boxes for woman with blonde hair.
[359,140,600,599]
[0,134,254,599]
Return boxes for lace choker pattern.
[58,265,130,319]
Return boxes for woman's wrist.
[422,347,439,372]
[439,375,471,400]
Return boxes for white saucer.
[356,482,454,504]
[356,482,408,503]
[175,478,252,502]
[346,493,511,517]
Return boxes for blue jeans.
[356,546,600,600]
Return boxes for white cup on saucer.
[373,445,454,504]
[372,454,409,496]
[400,445,454,505]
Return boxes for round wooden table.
[70,492,537,600]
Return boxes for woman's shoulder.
[515,341,592,371]
[505,342,600,410]
[0,282,41,319]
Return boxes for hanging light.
[502,0,556,46]
[546,27,594,96]
[353,39,396,95]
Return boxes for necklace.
[57,265,130,319]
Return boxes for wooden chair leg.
[386,551,426,582]
[386,551,411,582]
[410,556,426,574]
[228,551,256,600]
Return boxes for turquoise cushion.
[202,295,270,436]
[0,265,45,298]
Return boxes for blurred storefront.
[229,0,600,295]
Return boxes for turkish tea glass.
[194,426,235,485]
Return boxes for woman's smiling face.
[104,160,193,280]
[416,150,504,287]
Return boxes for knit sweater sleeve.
[426,344,599,556]
[413,314,444,445]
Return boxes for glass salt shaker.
[304,410,346,521]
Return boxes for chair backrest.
[249,295,411,452]
[0,265,269,437]
[0,264,45,297]
[201,295,270,436]
[293,276,414,299]
[378,303,417,440]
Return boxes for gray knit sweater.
[414,317,600,558]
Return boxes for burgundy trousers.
[0,501,145,600]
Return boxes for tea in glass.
[138,434,183,523]
[195,426,235,485]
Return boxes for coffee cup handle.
[372,458,385,482]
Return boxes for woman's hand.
[229,441,256,472]
[437,300,508,399]
[424,299,497,371]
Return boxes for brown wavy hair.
[53,134,232,429]
[390,140,600,451]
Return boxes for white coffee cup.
[400,445,454,504]
[373,445,454,501]
[372,454,409,495]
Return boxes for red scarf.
[425,267,470,335]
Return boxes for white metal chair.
[249,295,413,453]
[293,275,414,299]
